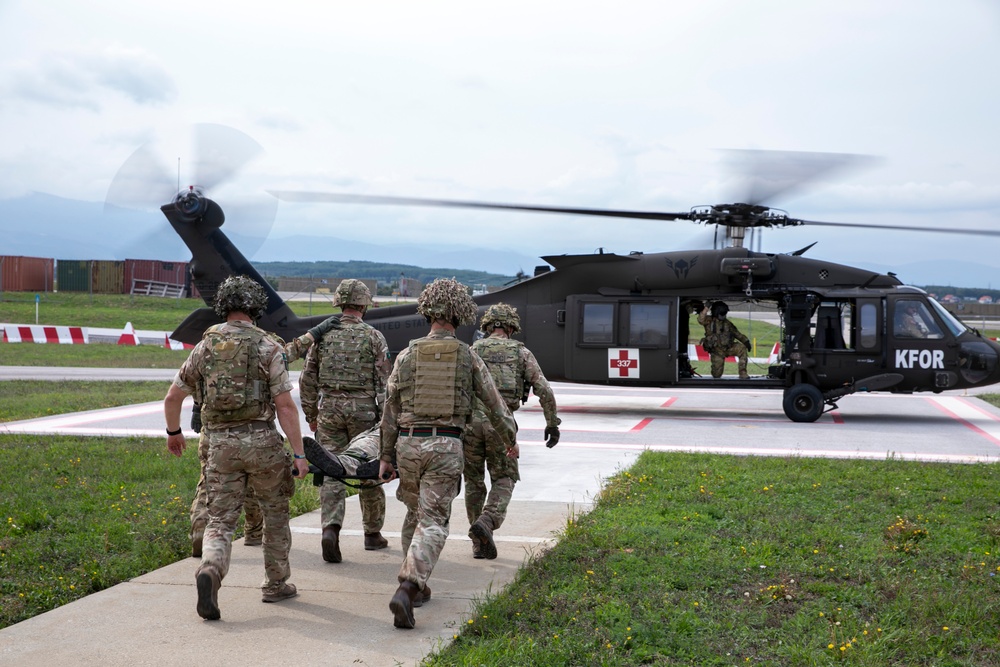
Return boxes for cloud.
[1,44,176,110]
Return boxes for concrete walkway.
[0,492,593,667]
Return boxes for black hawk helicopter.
[143,142,1000,423]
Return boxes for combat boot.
[304,437,347,478]
[355,459,382,480]
[322,524,342,563]
[195,567,221,621]
[364,531,389,550]
[191,520,207,558]
[389,580,420,629]
[739,369,750,380]
[469,516,497,560]
[243,532,263,547]
[471,539,484,559]
[261,582,298,603]
[412,583,431,608]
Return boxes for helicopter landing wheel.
[782,384,825,423]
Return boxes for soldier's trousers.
[199,424,295,594]
[463,415,519,530]
[190,432,262,538]
[316,400,385,534]
[710,342,748,378]
[395,434,464,589]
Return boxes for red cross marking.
[610,349,638,377]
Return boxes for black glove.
[544,425,560,448]
[190,402,202,434]
[307,314,342,340]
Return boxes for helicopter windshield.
[927,297,967,337]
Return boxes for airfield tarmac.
[4,370,1000,465]
[2,374,1000,666]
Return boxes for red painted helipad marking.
[927,396,1000,447]
[630,418,653,431]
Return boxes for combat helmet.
[213,275,268,321]
[417,278,478,326]
[334,278,372,309]
[711,301,729,318]
[480,302,521,334]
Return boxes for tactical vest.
[472,336,524,412]
[703,319,733,352]
[199,325,271,424]
[316,323,376,392]
[398,337,473,419]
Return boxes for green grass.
[427,452,1000,666]
[0,291,209,330]
[0,433,320,629]
[0,380,170,422]
[0,291,340,330]
[0,378,320,630]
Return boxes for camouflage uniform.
[190,428,263,549]
[380,279,517,628]
[173,319,297,599]
[318,426,381,475]
[464,331,560,533]
[299,311,391,538]
[698,305,750,379]
[381,330,516,586]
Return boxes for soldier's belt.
[203,420,276,434]
[405,426,463,438]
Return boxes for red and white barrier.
[1,325,87,344]
[164,334,194,350]
[117,322,140,346]
[688,342,781,364]
[767,342,781,364]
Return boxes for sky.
[1,1,999,281]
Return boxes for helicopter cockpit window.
[582,303,615,344]
[893,300,943,339]
[927,298,966,337]
[628,304,670,347]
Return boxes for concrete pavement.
[0,491,586,667]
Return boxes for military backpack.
[199,325,271,424]
[472,336,525,412]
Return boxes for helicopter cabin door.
[808,299,884,387]
[564,295,678,384]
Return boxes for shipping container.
[0,255,54,292]
[56,260,92,292]
[91,260,125,294]
[124,258,190,297]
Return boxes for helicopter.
[150,144,1000,423]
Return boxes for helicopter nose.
[957,339,1000,387]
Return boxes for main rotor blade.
[268,191,694,222]
[797,218,1000,237]
[727,149,879,207]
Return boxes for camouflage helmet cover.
[417,278,477,325]
[213,275,269,320]
[480,302,521,334]
[334,278,372,308]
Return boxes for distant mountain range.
[1,192,997,290]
